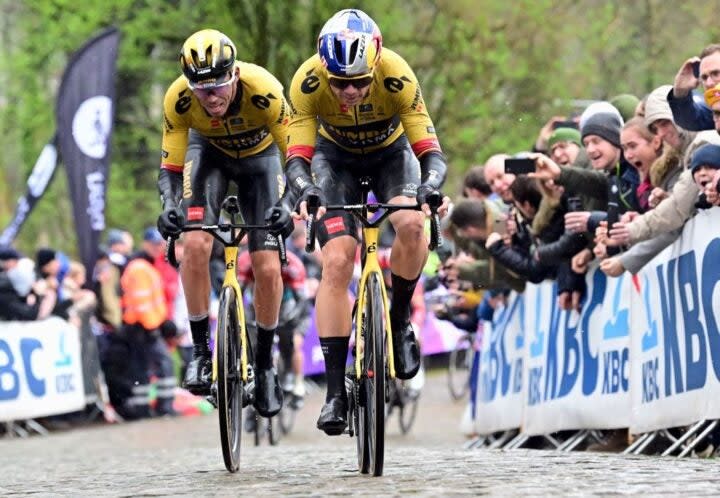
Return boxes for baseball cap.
[143,227,164,243]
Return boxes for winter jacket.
[0,272,41,321]
[667,88,713,131]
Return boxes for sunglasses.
[188,70,237,92]
[328,76,373,90]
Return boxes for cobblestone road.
[2,371,720,496]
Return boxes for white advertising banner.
[521,266,631,436]
[475,293,525,434]
[630,209,720,434]
[0,317,85,421]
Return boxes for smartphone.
[493,217,507,236]
[606,200,619,229]
[504,157,535,175]
[567,196,583,212]
[692,60,701,79]
[552,120,579,130]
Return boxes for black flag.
[0,137,59,246]
[56,27,120,276]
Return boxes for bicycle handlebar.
[303,197,443,253]
[165,220,288,269]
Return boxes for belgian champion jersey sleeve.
[286,56,324,163]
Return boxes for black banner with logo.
[56,27,120,276]
[0,137,59,246]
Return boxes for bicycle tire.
[217,286,243,472]
[268,413,281,446]
[448,334,471,401]
[398,386,419,435]
[356,273,386,476]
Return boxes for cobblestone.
[2,371,720,496]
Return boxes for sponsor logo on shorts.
[403,183,418,196]
[324,216,345,234]
[187,206,204,221]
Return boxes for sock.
[255,325,276,370]
[390,273,420,330]
[320,337,350,402]
[189,315,210,357]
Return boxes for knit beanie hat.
[644,85,674,127]
[609,94,640,122]
[548,127,582,150]
[579,101,623,131]
[690,144,720,175]
[581,111,623,149]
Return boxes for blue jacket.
[667,88,713,131]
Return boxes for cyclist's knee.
[183,232,213,263]
[321,246,355,288]
[392,212,425,245]
[251,255,281,284]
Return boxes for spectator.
[445,198,526,293]
[118,227,176,418]
[547,127,587,167]
[0,248,57,321]
[668,43,720,131]
[462,165,494,200]
[483,153,514,203]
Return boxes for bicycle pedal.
[205,395,218,409]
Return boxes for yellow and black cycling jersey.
[286,48,442,161]
[161,61,289,173]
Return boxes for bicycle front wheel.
[217,286,243,472]
[356,273,386,476]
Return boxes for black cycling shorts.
[312,135,421,247]
[181,130,284,252]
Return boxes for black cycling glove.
[157,207,186,239]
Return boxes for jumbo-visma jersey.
[286,49,441,161]
[161,61,289,172]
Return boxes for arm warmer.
[157,169,183,210]
[419,151,448,190]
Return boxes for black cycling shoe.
[392,322,421,380]
[316,395,348,436]
[183,356,212,395]
[253,367,283,417]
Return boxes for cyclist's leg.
[180,131,230,392]
[235,143,284,417]
[373,136,425,379]
[313,138,361,434]
[292,322,308,398]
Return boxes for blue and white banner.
[630,208,720,433]
[522,266,631,435]
[0,318,85,421]
[475,294,525,433]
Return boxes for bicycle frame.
[217,243,249,383]
[354,222,396,380]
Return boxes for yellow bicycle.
[166,196,287,473]
[306,177,440,476]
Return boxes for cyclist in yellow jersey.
[271,9,450,435]
[156,29,290,418]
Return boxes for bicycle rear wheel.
[217,286,243,472]
[448,334,472,401]
[356,273,386,476]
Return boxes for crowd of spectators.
[436,43,720,453]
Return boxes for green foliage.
[0,1,717,257]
